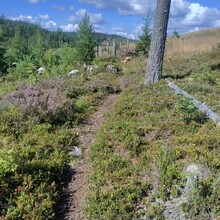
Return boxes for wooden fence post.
[112,40,116,57]
[107,41,110,54]
[127,39,129,48]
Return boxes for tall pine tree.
[145,0,171,84]
[75,13,96,65]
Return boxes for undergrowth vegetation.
[0,69,120,218]
[1,26,220,219]
[86,45,220,219]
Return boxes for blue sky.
[1,0,220,39]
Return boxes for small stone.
[70,147,82,156]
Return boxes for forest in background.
[0,16,128,77]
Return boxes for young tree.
[5,28,23,64]
[31,28,46,66]
[75,13,96,65]
[136,14,152,55]
[0,15,7,74]
[145,0,171,84]
[173,31,180,38]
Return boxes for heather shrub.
[5,82,75,124]
[83,79,116,94]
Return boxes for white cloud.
[170,0,190,16]
[43,20,57,29]
[79,0,156,15]
[110,23,137,39]
[52,5,65,11]
[39,14,50,20]
[68,16,77,23]
[11,15,38,23]
[90,13,105,25]
[79,0,220,35]
[10,0,220,38]
[68,9,105,25]
[168,0,220,33]
[60,24,78,32]
[10,15,57,31]
[76,9,87,17]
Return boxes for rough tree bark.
[145,0,171,84]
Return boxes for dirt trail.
[56,76,129,220]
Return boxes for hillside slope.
[86,34,220,219]
[0,27,220,219]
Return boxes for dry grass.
[165,28,220,59]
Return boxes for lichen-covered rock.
[83,64,99,73]
[106,64,119,73]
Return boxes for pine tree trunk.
[145,0,171,84]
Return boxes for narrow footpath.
[56,75,129,220]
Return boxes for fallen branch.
[167,80,220,126]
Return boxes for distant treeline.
[2,18,127,49]
[0,16,129,76]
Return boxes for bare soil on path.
[56,76,129,220]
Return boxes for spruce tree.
[5,27,23,64]
[0,15,6,74]
[75,13,96,65]
[31,28,46,66]
[136,14,152,55]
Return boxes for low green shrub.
[174,96,208,124]
[86,57,220,219]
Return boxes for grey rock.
[37,67,46,74]
[68,69,80,77]
[70,147,82,156]
[83,64,99,73]
[106,64,119,73]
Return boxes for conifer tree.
[0,15,7,74]
[31,28,46,66]
[75,13,96,65]
[5,27,23,64]
[136,14,152,55]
